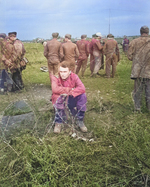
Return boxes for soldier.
[2,32,26,91]
[122,35,129,54]
[103,34,120,78]
[0,33,11,93]
[62,34,79,73]
[127,26,150,112]
[50,61,87,133]
[44,32,63,77]
[89,32,103,77]
[76,34,89,77]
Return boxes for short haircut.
[140,26,149,34]
[58,61,70,70]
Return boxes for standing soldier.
[44,32,64,77]
[122,35,129,54]
[62,34,79,73]
[103,34,120,78]
[89,32,103,77]
[2,32,26,91]
[76,34,89,77]
[127,26,150,112]
[0,33,12,93]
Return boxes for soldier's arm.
[75,45,79,60]
[96,41,103,51]
[127,41,134,61]
[59,44,64,62]
[43,43,48,58]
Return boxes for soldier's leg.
[0,70,6,90]
[112,54,117,78]
[76,60,82,75]
[133,78,143,111]
[145,79,150,111]
[53,64,59,75]
[81,59,88,77]
[47,63,53,77]
[105,57,111,78]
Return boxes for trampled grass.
[0,43,150,186]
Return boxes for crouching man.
[50,61,87,133]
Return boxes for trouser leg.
[76,60,82,75]
[0,69,6,89]
[54,109,66,123]
[93,56,101,74]
[145,79,150,111]
[53,64,59,75]
[68,94,87,121]
[81,59,87,77]
[48,63,53,78]
[12,69,23,91]
[133,78,143,110]
[112,55,117,78]
[106,58,111,78]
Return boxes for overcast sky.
[0,0,150,40]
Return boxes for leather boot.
[77,121,87,133]
[54,123,62,133]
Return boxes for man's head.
[95,32,102,39]
[65,34,71,42]
[58,61,71,80]
[52,32,59,38]
[81,34,87,39]
[140,26,149,35]
[107,34,114,38]
[8,32,17,41]
[0,33,6,39]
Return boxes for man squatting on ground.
[103,34,120,78]
[50,61,87,133]
[44,32,63,77]
[127,26,150,112]
[76,34,89,77]
[1,32,26,92]
[61,34,79,73]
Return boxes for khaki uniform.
[103,38,120,78]
[62,41,79,72]
[76,39,89,77]
[2,38,26,91]
[128,35,150,111]
[89,38,103,75]
[44,38,63,76]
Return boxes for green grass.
[0,43,150,186]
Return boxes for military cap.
[96,32,102,37]
[140,26,149,34]
[65,34,71,39]
[8,32,17,36]
[107,34,114,38]
[0,33,6,38]
[52,32,59,38]
[81,34,87,39]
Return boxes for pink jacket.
[51,72,86,104]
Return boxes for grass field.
[0,43,150,187]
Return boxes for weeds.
[0,43,150,186]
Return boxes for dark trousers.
[54,93,87,124]
[12,69,24,91]
[133,78,150,111]
[0,69,13,91]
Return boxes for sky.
[0,0,150,40]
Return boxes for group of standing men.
[0,32,26,93]
[44,32,120,79]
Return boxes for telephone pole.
[109,9,110,34]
